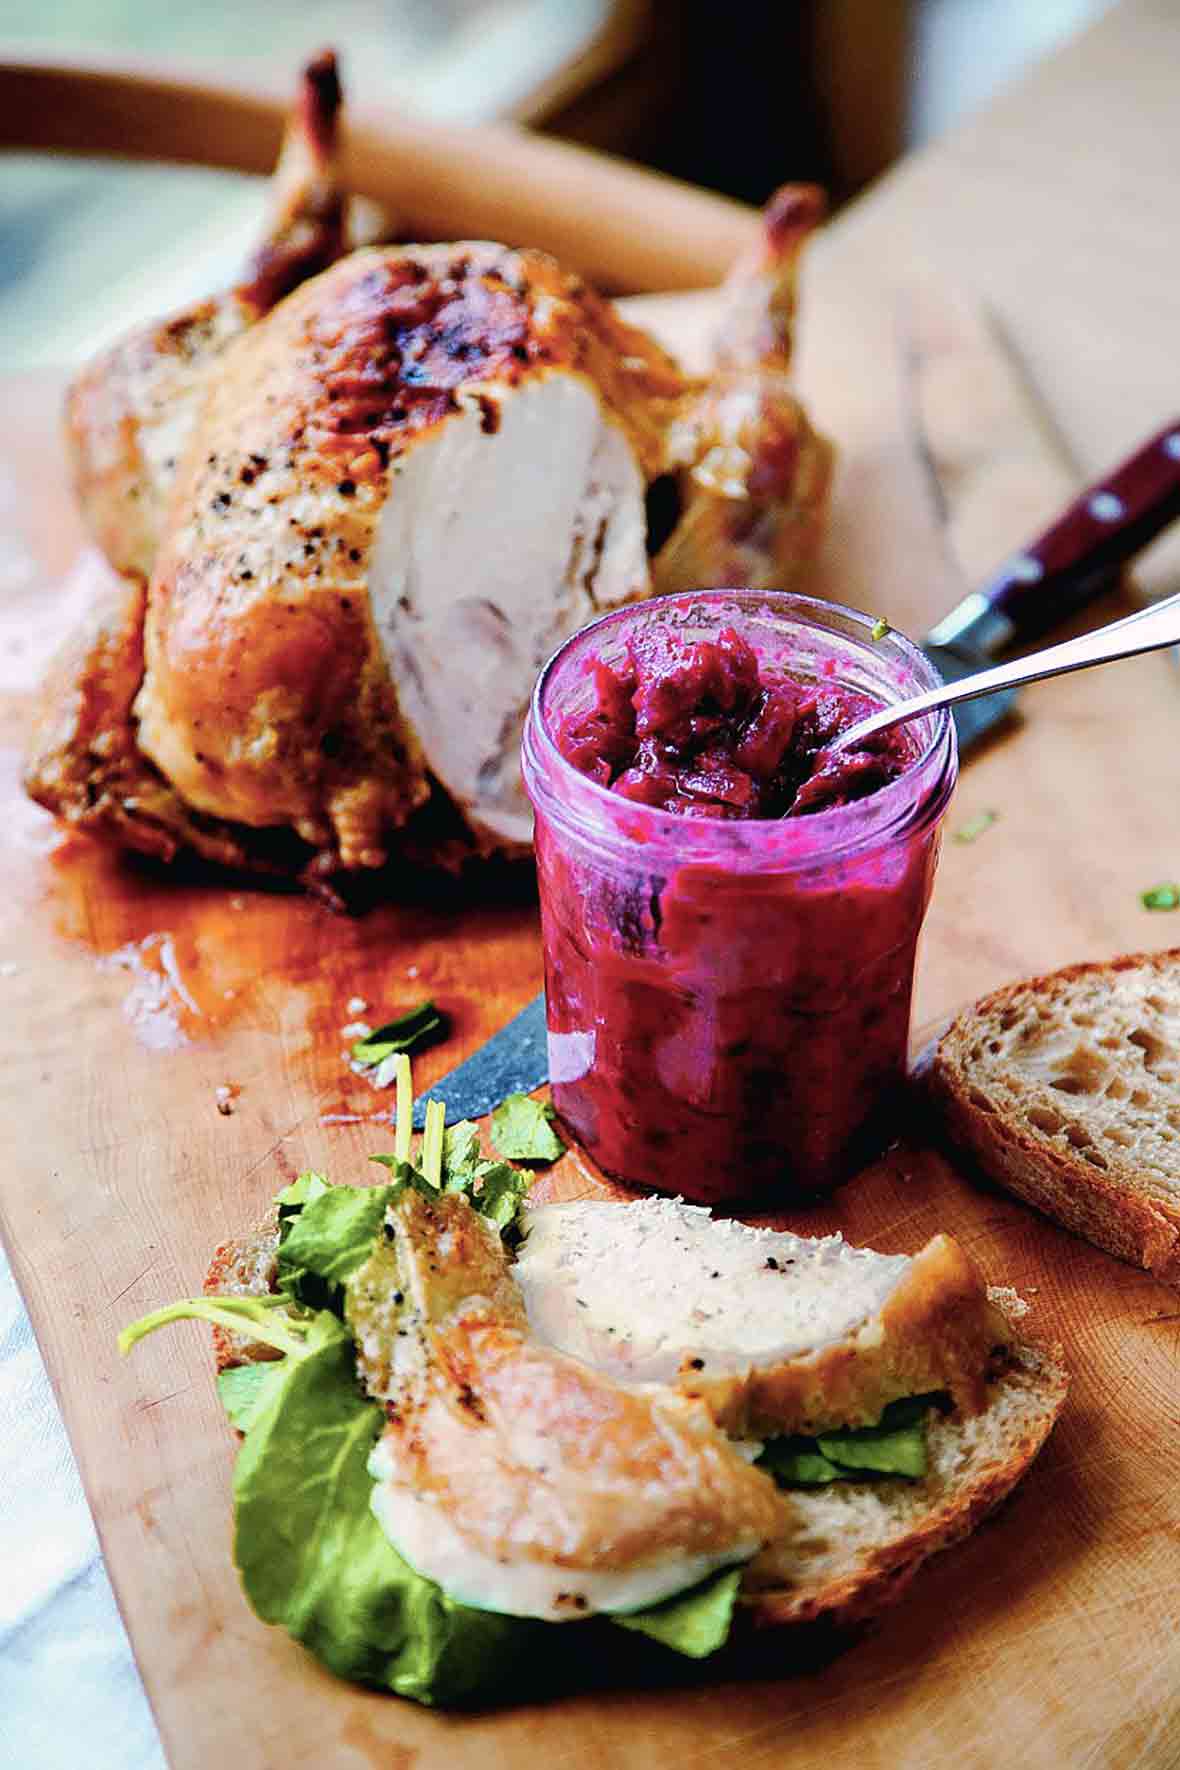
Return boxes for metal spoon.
[839,589,1180,749]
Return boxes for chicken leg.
[651,184,834,598]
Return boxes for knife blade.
[411,991,548,1128]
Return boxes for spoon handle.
[847,589,1180,747]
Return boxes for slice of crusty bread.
[204,1219,281,1369]
[206,1216,1065,1635]
[931,948,1180,1284]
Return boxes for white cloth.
[0,1243,166,1770]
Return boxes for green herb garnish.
[952,809,999,845]
[870,616,891,641]
[351,1001,447,1079]
[1141,882,1180,911]
[490,1092,566,1163]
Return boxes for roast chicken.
[26,55,833,900]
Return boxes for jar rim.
[522,588,957,869]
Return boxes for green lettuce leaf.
[469,1161,533,1231]
[759,1394,935,1487]
[817,1394,933,1478]
[490,1093,566,1163]
[274,1170,331,1214]
[440,1120,481,1180]
[231,1306,541,1703]
[217,1359,289,1434]
[613,1567,743,1657]
[274,1171,332,1243]
[756,1437,846,1486]
[277,1185,395,1313]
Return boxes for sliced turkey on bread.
[931,947,1180,1284]
[206,1192,1064,1633]
[744,1313,1066,1627]
[513,1197,1009,1436]
[352,1188,791,1621]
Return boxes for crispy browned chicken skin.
[25,58,832,898]
[353,1188,792,1617]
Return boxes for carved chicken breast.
[134,244,686,864]
[349,1187,792,1620]
[26,53,834,898]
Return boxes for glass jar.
[521,590,957,1205]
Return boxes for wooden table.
[2,2,1179,1765]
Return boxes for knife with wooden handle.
[898,275,1180,750]
[925,418,1180,657]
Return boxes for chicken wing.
[651,184,834,598]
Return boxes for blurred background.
[1,0,1114,369]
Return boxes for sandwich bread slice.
[931,947,1180,1283]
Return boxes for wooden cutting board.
[2,276,1179,1769]
[7,9,1180,1743]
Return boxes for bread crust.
[930,949,1180,1285]
[740,1327,1067,1629]
[204,1218,281,1370]
[204,1216,1064,1635]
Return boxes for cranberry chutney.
[521,591,957,1204]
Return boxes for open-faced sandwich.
[26,52,833,900]
[122,1065,1066,1707]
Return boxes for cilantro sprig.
[491,1093,566,1163]
[952,809,999,845]
[350,1000,447,1087]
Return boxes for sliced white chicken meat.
[370,371,649,845]
[346,1187,792,1622]
[513,1197,1010,1438]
